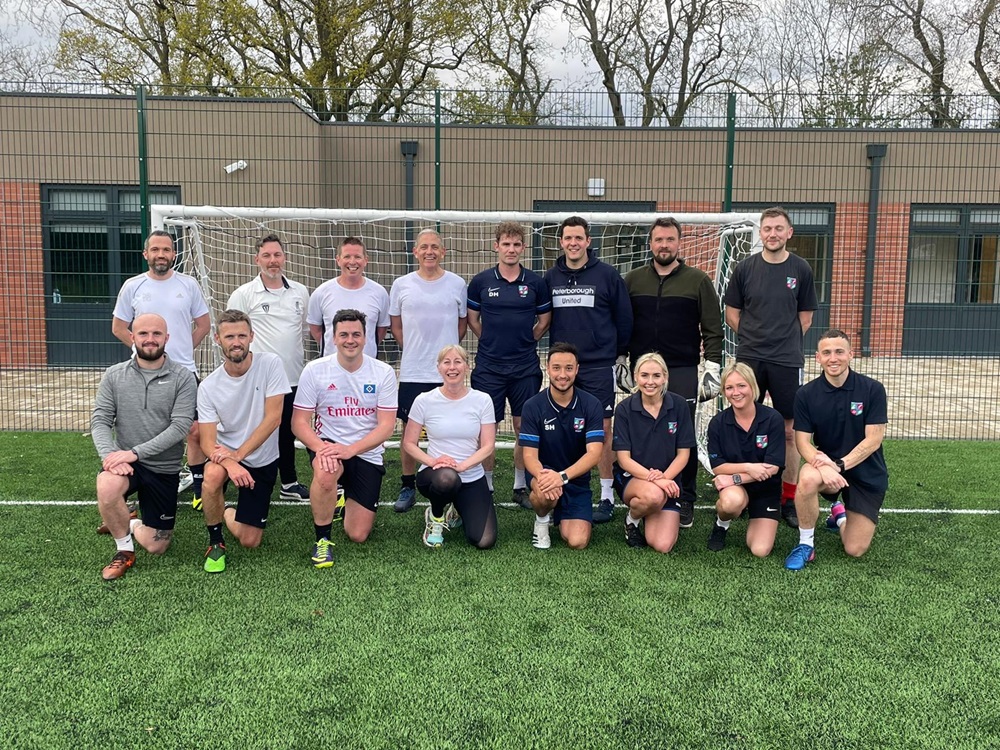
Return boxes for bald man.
[92,313,198,580]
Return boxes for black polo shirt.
[612,391,696,470]
[707,403,786,485]
[794,369,889,491]
[519,387,605,489]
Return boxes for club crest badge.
[518,285,529,298]
[668,421,677,434]
[756,435,768,449]
[850,401,864,415]
[573,417,585,432]
[786,277,798,290]
[364,384,376,394]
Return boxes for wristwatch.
[732,474,742,485]
[834,458,846,472]
[560,471,570,485]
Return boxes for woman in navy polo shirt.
[705,362,785,556]
[612,352,695,553]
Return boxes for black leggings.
[416,468,497,550]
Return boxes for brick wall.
[1,182,46,366]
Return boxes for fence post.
[434,90,442,211]
[136,85,150,239]
[861,144,888,357]
[723,92,736,212]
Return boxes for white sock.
[129,517,142,534]
[600,478,613,500]
[536,513,550,524]
[836,515,847,529]
[625,511,640,527]
[716,516,731,530]
[485,471,494,492]
[513,468,526,490]
[114,534,134,552]
[799,527,815,547]
[282,482,296,489]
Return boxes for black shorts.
[220,460,279,529]
[397,382,440,422]
[738,359,801,419]
[576,365,615,416]
[612,465,681,512]
[743,481,782,521]
[308,439,386,512]
[123,463,181,531]
[471,367,542,421]
[821,483,885,525]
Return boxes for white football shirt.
[307,277,390,359]
[409,387,495,482]
[388,271,468,382]
[228,275,310,385]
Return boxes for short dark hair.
[559,216,590,239]
[760,206,792,226]
[495,221,526,243]
[339,237,367,256]
[218,309,252,330]
[256,234,284,252]
[143,230,174,251]
[332,308,367,335]
[817,328,852,347]
[649,216,682,239]
[547,342,579,362]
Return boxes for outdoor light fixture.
[224,160,249,174]
[587,178,606,197]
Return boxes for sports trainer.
[292,309,398,568]
[724,207,818,528]
[112,230,211,506]
[520,343,605,550]
[308,236,390,359]
[197,310,290,573]
[388,228,468,513]
[228,234,311,501]
[92,313,197,580]
[467,221,551,508]
[624,216,724,528]
[785,329,889,570]
[545,216,632,523]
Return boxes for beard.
[652,252,677,268]
[136,344,166,361]
[225,348,248,364]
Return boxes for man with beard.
[92,313,197,580]
[228,235,311,502]
[196,310,290,573]
[112,230,212,508]
[624,217,724,530]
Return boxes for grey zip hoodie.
[91,355,197,474]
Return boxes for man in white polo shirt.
[197,309,291,573]
[228,234,311,501]
[388,228,468,512]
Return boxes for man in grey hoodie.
[92,313,197,580]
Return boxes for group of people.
[92,208,889,579]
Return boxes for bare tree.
[970,0,1000,113]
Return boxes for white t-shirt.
[228,275,310,386]
[388,271,468,382]
[307,277,390,359]
[409,388,495,482]
[113,272,210,373]
[196,352,291,468]
[294,354,399,465]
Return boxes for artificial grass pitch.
[2,434,1000,748]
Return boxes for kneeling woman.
[402,345,497,549]
[706,363,785,557]
[612,352,695,553]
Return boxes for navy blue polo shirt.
[612,391,696,470]
[707,403,786,479]
[519,387,604,488]
[468,265,551,375]
[794,369,888,491]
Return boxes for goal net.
[152,206,760,468]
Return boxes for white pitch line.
[2,500,998,515]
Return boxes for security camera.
[224,160,248,174]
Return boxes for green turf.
[2,433,1000,748]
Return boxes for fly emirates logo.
[327,395,376,418]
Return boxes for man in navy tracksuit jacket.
[544,216,633,522]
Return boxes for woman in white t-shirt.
[402,345,497,549]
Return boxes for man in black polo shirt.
[784,329,888,570]
[724,206,818,528]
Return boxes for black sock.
[315,523,332,541]
[207,523,224,546]
[190,462,205,497]
[401,474,416,489]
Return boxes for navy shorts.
[471,367,542,421]
[738,359,802,419]
[122,463,181,531]
[575,365,615,416]
[822,483,885,525]
[612,465,681,512]
[554,482,593,524]
[220,460,279,529]
[397,382,440,423]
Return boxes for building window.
[908,206,1000,304]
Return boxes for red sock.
[782,482,797,504]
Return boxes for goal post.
[152,205,761,468]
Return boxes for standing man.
[92,313,197,580]
[228,234,311,501]
[545,216,633,523]
[467,221,551,508]
[388,228,468,512]
[625,217,724,528]
[292,309,398,568]
[197,310,290,573]
[520,343,605,550]
[724,207,818,528]
[784,330,889,570]
[112,230,211,508]
[308,236,390,359]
